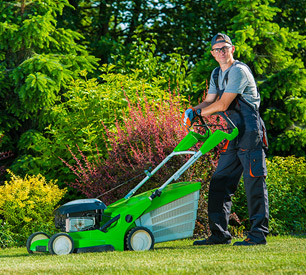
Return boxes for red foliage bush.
[61,90,231,237]
[61,91,226,210]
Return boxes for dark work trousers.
[208,131,269,244]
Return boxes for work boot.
[193,236,231,246]
[233,238,266,246]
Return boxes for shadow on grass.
[154,243,231,250]
[154,245,194,250]
[294,234,306,239]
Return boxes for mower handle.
[127,111,238,201]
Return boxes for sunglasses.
[212,46,232,54]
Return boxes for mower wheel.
[126,226,154,251]
[26,232,50,254]
[48,233,74,255]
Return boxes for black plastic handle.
[194,112,210,131]
[100,214,120,232]
[192,111,236,131]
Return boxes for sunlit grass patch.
[0,236,305,274]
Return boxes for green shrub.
[0,171,66,247]
[9,64,190,189]
[232,156,306,235]
[6,36,192,187]
[8,71,169,189]
[112,35,191,92]
[0,220,15,248]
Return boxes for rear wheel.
[48,233,74,255]
[126,226,154,251]
[26,232,50,254]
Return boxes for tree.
[0,0,98,177]
[57,0,233,66]
[273,0,306,34]
[190,0,306,156]
[111,35,191,91]
[272,0,306,65]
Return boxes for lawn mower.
[26,112,238,255]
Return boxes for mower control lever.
[217,112,236,129]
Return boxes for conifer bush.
[0,171,66,247]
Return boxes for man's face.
[211,40,235,65]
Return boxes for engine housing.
[54,198,107,232]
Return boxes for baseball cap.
[211,33,232,47]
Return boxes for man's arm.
[194,93,218,110]
[198,92,238,117]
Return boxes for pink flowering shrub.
[61,91,226,211]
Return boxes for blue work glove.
[181,107,201,129]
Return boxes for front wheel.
[26,232,50,254]
[126,226,154,251]
[48,233,74,255]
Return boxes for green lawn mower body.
[27,113,238,255]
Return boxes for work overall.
[208,62,269,244]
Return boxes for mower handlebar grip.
[194,111,236,131]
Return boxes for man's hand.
[181,107,201,129]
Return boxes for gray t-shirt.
[208,61,260,110]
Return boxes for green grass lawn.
[1,236,305,274]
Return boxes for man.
[183,33,269,246]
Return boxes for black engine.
[54,198,107,232]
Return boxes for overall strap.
[232,61,260,102]
[213,61,258,111]
[233,61,253,75]
[213,67,221,94]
